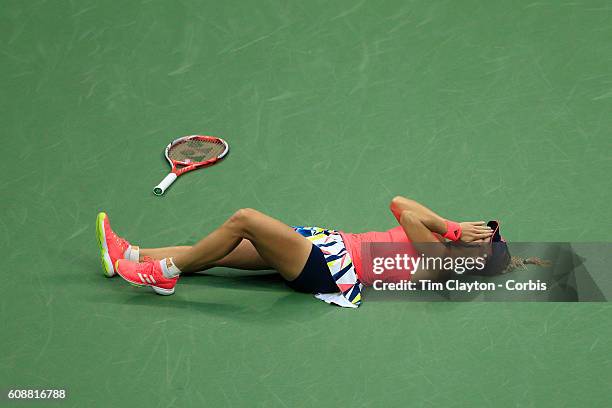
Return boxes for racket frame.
[153,135,229,195]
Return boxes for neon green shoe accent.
[96,212,115,277]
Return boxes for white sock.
[160,257,181,279]
[123,245,140,262]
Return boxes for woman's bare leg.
[171,208,312,281]
[140,239,270,270]
[140,246,191,261]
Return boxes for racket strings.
[169,139,225,163]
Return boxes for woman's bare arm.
[390,196,493,243]
[390,196,447,235]
[392,198,490,282]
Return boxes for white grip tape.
[153,173,178,195]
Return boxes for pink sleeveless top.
[339,226,418,285]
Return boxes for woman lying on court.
[96,196,543,308]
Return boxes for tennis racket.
[153,135,229,196]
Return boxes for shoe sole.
[114,260,175,296]
[96,212,115,278]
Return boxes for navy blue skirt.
[285,244,339,294]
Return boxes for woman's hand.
[459,221,493,243]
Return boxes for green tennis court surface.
[2,1,611,406]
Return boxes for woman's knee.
[227,208,260,231]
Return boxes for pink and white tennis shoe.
[115,259,178,295]
[96,212,134,277]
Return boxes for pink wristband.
[443,220,462,241]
